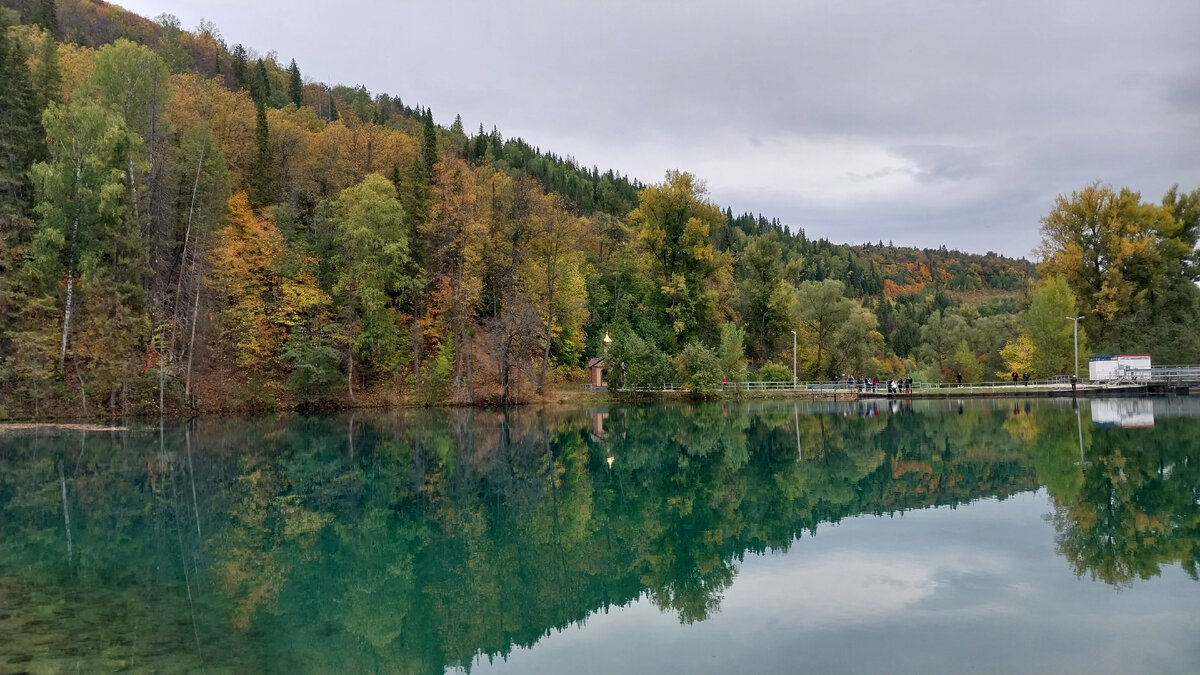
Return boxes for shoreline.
[0,382,1184,427]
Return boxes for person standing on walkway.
[1022,372,1030,386]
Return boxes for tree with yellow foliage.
[630,170,732,347]
[210,192,283,380]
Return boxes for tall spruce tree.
[0,19,44,351]
[33,29,60,109]
[287,58,302,107]
[252,58,270,103]
[421,111,438,173]
[28,0,58,39]
[248,98,273,209]
[0,20,41,218]
[230,43,248,90]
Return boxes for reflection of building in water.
[589,411,609,442]
[1091,399,1155,428]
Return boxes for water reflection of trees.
[1049,418,1200,586]
[0,400,1196,673]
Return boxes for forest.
[1,0,1198,417]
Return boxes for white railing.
[1148,365,1200,383]
[595,373,1181,395]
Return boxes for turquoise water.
[1,398,1197,674]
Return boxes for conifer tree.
[28,0,57,39]
[421,112,438,173]
[248,98,273,209]
[230,43,248,90]
[33,30,60,108]
[252,58,270,103]
[0,20,41,218]
[389,163,402,195]
[287,58,302,107]
[0,20,44,348]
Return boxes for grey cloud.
[889,145,1002,183]
[116,0,1200,256]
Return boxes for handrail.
[600,372,1199,394]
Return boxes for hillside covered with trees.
[0,0,1196,417]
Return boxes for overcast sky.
[117,0,1200,258]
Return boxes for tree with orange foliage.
[210,192,284,390]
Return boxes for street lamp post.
[1066,316,1084,378]
[792,330,797,391]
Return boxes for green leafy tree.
[737,233,793,363]
[27,100,143,372]
[792,279,854,378]
[606,330,674,389]
[674,340,722,395]
[952,340,982,383]
[1025,276,1088,377]
[828,304,883,377]
[333,174,419,384]
[717,322,748,382]
[919,310,969,379]
[84,39,170,146]
[630,170,731,345]
[281,331,341,405]
[414,337,453,405]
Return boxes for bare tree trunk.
[464,312,474,401]
[74,361,87,416]
[540,228,559,392]
[411,318,422,379]
[59,164,84,370]
[172,145,207,360]
[59,267,75,369]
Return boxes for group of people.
[836,375,913,394]
[1010,371,1031,385]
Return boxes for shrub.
[674,341,723,395]
[757,361,792,382]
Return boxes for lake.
[1,398,1198,674]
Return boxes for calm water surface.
[1,398,1198,674]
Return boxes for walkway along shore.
[597,380,1190,400]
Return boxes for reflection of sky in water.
[467,491,1200,675]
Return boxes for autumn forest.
[1,0,1199,417]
